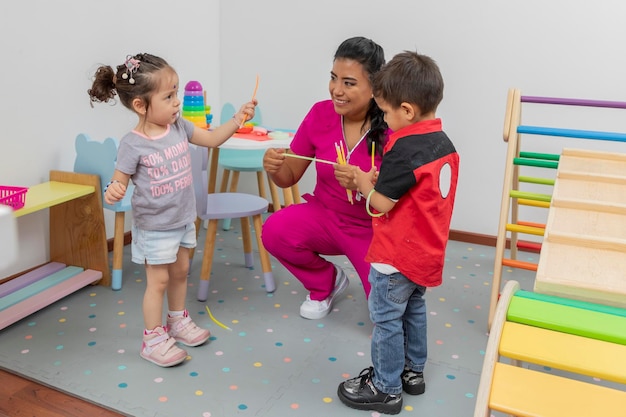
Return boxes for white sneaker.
[300,265,349,319]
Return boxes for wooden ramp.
[535,148,626,307]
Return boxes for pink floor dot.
[119,323,126,328]
[436,340,444,345]
[89,327,97,332]
[154,377,163,383]
[24,335,32,340]
[117,349,125,354]
[266,328,274,332]
[158,396,168,402]
[283,357,292,363]
[117,300,124,304]
[229,385,238,390]
[60,306,68,311]
[215,351,224,356]
[21,349,29,354]
[290,403,299,409]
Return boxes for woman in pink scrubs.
[262,36,388,320]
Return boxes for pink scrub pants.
[262,199,372,301]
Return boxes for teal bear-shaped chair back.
[74,133,133,212]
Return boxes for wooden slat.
[0,270,102,330]
[500,321,626,383]
[490,363,626,417]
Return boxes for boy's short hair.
[372,51,443,114]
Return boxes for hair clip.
[121,55,140,84]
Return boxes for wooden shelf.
[14,181,94,217]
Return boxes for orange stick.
[240,74,260,128]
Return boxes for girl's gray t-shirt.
[116,118,197,230]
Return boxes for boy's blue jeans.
[368,267,427,395]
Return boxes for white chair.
[189,144,276,301]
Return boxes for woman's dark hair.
[88,53,172,113]
[334,37,387,156]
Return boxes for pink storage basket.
[0,186,28,210]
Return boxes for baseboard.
[106,229,516,252]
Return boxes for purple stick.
[522,95,626,109]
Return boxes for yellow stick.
[284,153,336,165]
[335,142,353,204]
[205,305,232,331]
[371,141,375,169]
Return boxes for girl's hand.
[104,181,126,205]
[233,99,258,126]
[263,148,285,174]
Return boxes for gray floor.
[0,218,537,417]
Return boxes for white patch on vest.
[439,163,452,198]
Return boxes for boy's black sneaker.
[401,367,426,395]
[337,367,402,415]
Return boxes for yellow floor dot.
[322,397,333,403]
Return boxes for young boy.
[337,51,459,414]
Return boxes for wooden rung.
[490,363,626,417]
[500,321,626,383]
[558,170,626,185]
[507,296,626,345]
[502,258,538,271]
[562,147,626,162]
[513,157,559,169]
[510,190,552,202]
[0,269,102,331]
[551,197,626,215]
[506,223,545,236]
[517,125,626,143]
[517,198,551,208]
[517,220,546,229]
[518,175,556,186]
[546,231,626,253]
[516,240,542,252]
[518,151,560,161]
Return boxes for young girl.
[88,53,257,367]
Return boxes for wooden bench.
[474,280,626,417]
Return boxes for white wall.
[0,0,222,276]
[2,0,626,277]
[219,0,626,232]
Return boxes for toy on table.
[182,80,211,129]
